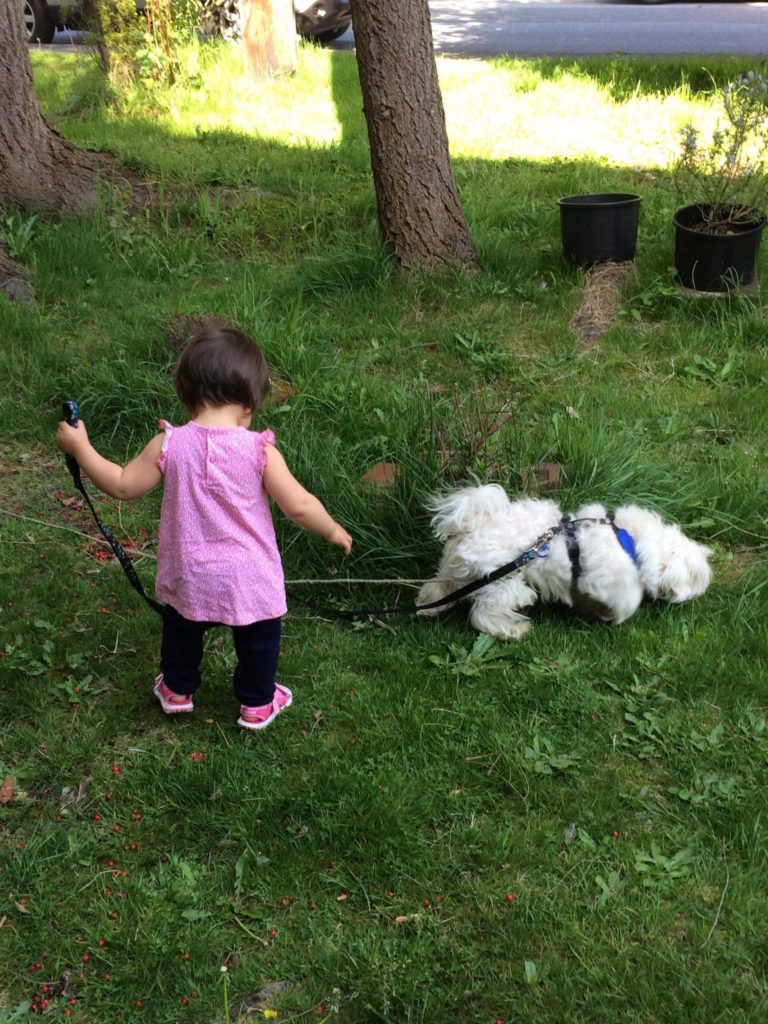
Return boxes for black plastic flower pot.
[673,204,766,292]
[557,193,642,267]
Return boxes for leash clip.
[532,529,554,557]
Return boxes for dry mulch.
[570,260,636,346]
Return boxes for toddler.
[57,326,352,730]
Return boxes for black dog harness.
[560,513,640,588]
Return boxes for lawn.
[1,38,767,1024]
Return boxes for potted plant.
[673,71,768,293]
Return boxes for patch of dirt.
[718,546,764,584]
[570,261,636,347]
[360,462,399,488]
[521,461,564,493]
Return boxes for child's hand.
[328,523,353,555]
[57,417,89,456]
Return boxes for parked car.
[294,1,350,44]
[23,0,351,46]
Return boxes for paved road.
[42,1,768,58]
[425,0,768,57]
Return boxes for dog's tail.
[428,484,512,540]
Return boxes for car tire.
[23,0,56,43]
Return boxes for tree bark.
[0,0,118,298]
[0,0,113,216]
[240,0,297,79]
[350,0,475,271]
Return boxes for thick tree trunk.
[0,0,112,217]
[240,0,297,78]
[350,0,475,271]
[0,0,119,298]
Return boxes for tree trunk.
[240,0,297,78]
[0,0,112,215]
[350,0,474,271]
[0,0,116,298]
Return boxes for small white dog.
[417,484,712,640]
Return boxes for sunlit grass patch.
[32,45,733,175]
[439,58,711,168]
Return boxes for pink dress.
[155,421,287,626]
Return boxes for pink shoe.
[153,674,194,714]
[237,683,293,731]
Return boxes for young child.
[57,326,352,730]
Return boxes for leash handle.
[63,399,79,428]
[61,399,81,487]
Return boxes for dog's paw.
[505,619,533,640]
[469,606,532,641]
[416,579,456,616]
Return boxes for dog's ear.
[429,485,510,539]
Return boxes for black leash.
[287,530,555,621]
[60,400,638,626]
[290,514,638,622]
[61,400,166,617]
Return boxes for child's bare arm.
[57,419,163,500]
[263,444,352,554]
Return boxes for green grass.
[1,39,767,1024]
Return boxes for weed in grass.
[668,771,751,807]
[523,733,581,775]
[444,329,508,378]
[1,212,40,263]
[427,633,519,678]
[594,869,624,908]
[633,841,696,889]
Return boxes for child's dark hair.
[175,327,270,412]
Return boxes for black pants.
[160,605,282,707]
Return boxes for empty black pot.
[673,204,766,292]
[558,193,642,267]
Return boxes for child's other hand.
[57,417,89,456]
[328,523,353,555]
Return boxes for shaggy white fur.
[417,484,712,640]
